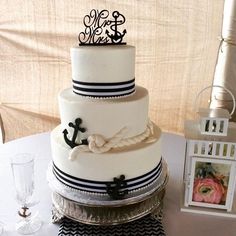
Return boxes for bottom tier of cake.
[48,161,168,226]
[51,124,162,195]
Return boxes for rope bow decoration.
[69,119,154,161]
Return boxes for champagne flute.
[11,153,42,234]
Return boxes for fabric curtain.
[211,0,236,121]
[0,0,224,142]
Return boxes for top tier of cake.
[71,45,135,97]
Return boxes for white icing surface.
[71,45,135,83]
[51,124,162,181]
[59,86,149,139]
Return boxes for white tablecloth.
[0,132,236,236]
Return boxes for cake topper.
[78,9,127,46]
[106,175,128,200]
[63,118,88,148]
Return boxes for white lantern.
[181,85,236,217]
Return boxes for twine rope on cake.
[69,119,154,160]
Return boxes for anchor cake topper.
[63,118,88,148]
[106,175,128,200]
[78,9,127,46]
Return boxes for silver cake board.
[51,183,166,225]
[48,161,168,225]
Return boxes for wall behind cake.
[0,0,223,142]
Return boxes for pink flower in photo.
[193,178,225,204]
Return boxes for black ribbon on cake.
[72,78,135,98]
[52,158,163,195]
[58,215,166,236]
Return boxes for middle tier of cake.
[59,86,149,140]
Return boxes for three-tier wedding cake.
[50,9,164,200]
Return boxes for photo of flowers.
[186,156,236,211]
[192,160,231,206]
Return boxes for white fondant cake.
[51,124,162,193]
[59,86,148,140]
[71,45,135,97]
[71,45,135,83]
[51,44,163,197]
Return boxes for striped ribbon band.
[52,158,163,194]
[72,78,135,98]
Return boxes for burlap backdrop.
[0,0,224,142]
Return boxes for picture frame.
[188,157,236,211]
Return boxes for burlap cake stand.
[48,160,168,225]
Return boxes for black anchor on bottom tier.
[106,175,128,200]
[63,118,88,148]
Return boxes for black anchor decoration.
[105,11,127,44]
[106,175,128,200]
[78,9,127,46]
[63,118,88,148]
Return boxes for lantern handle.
[195,85,236,117]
